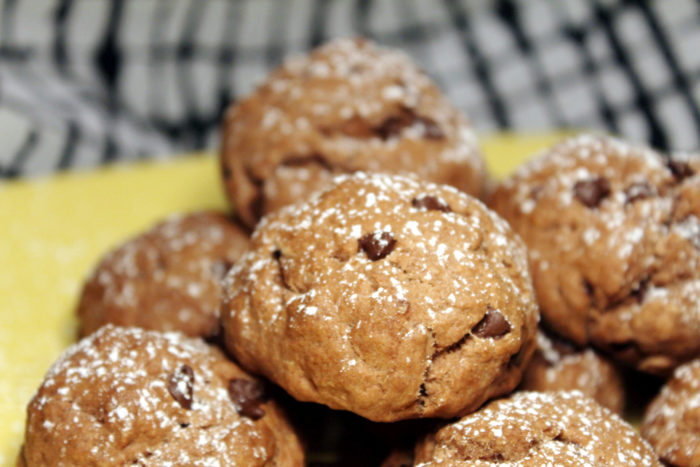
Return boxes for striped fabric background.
[1,0,699,178]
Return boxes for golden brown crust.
[490,134,700,375]
[221,38,486,228]
[22,325,304,466]
[415,391,660,466]
[221,172,538,422]
[642,358,700,466]
[77,211,250,338]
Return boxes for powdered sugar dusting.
[24,325,296,466]
[223,172,538,420]
[642,358,700,465]
[78,212,249,336]
[224,38,486,227]
[492,134,700,371]
[416,391,658,466]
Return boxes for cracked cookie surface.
[642,358,700,467]
[221,172,538,422]
[77,211,250,338]
[220,37,486,228]
[490,134,700,375]
[19,325,304,467]
[414,391,659,466]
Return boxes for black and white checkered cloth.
[1,0,699,178]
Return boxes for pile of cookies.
[19,38,699,466]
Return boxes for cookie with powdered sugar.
[520,330,625,414]
[221,37,486,228]
[221,172,538,422]
[18,325,304,466]
[414,391,660,466]
[490,134,700,375]
[642,358,700,466]
[77,211,250,338]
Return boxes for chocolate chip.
[272,249,282,260]
[667,158,694,181]
[624,182,655,202]
[228,379,266,420]
[358,231,397,261]
[168,364,195,410]
[412,195,451,212]
[416,116,444,140]
[472,308,511,338]
[573,177,611,208]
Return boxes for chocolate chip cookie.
[521,330,625,414]
[221,172,538,422]
[642,358,700,466]
[490,134,700,375]
[414,390,660,466]
[221,37,486,228]
[19,325,304,466]
[77,211,250,338]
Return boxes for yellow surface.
[0,132,567,466]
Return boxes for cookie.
[221,37,486,228]
[221,172,538,422]
[520,330,625,414]
[642,358,700,466]
[414,390,660,466]
[19,325,304,466]
[77,211,250,338]
[490,134,700,375]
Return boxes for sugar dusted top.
[77,211,250,338]
[642,358,700,466]
[221,37,485,227]
[490,134,700,374]
[222,172,538,421]
[415,391,660,466]
[22,325,303,466]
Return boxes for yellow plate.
[0,132,566,465]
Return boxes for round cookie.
[414,391,660,466]
[520,330,625,414]
[77,211,250,338]
[490,134,700,375]
[221,37,486,228]
[221,172,538,422]
[19,325,304,466]
[642,358,700,466]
